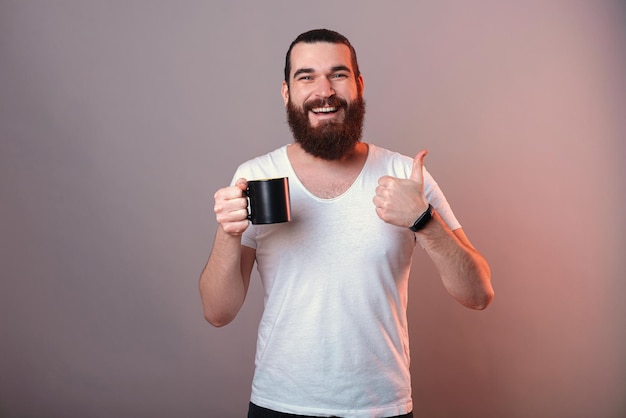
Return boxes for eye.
[332,73,348,79]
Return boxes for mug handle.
[244,187,252,221]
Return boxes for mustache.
[303,96,348,112]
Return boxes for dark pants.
[248,402,414,418]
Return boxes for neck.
[290,142,368,166]
[286,142,369,199]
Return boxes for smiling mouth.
[311,106,339,114]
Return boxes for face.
[282,42,366,160]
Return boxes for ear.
[281,81,289,107]
[356,74,364,95]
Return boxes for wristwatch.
[409,204,433,232]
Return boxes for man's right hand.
[214,177,250,236]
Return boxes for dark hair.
[283,29,361,87]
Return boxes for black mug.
[245,177,291,225]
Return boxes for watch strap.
[409,204,433,232]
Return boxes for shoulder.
[366,144,414,178]
[239,145,288,169]
[235,146,289,179]
[366,143,439,187]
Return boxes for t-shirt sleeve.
[423,168,462,231]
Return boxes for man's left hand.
[373,150,430,228]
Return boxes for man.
[200,29,493,418]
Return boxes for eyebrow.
[293,65,352,79]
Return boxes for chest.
[291,159,368,199]
[254,187,416,277]
[296,173,356,199]
[286,144,369,199]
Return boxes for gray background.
[1,1,625,417]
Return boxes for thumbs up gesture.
[373,150,431,228]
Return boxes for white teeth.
[312,107,337,114]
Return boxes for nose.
[314,76,335,98]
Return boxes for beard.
[286,94,366,160]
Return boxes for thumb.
[409,150,428,182]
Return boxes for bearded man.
[199,29,493,418]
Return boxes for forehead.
[289,42,353,78]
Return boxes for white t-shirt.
[233,144,461,417]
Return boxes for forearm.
[199,227,252,327]
[416,212,493,310]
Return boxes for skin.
[199,42,493,327]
